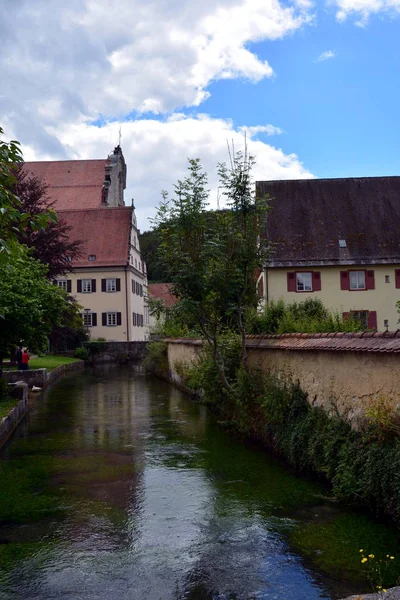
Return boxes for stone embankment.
[0,360,84,450]
[340,588,400,599]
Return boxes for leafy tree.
[13,165,82,278]
[153,150,269,391]
[0,127,56,260]
[0,250,68,372]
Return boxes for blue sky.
[1,0,400,225]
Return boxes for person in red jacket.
[22,348,30,371]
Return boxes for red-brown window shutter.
[287,272,296,292]
[312,271,321,291]
[395,269,400,289]
[368,311,377,330]
[366,270,375,290]
[340,271,349,290]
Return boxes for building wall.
[55,267,148,342]
[263,264,400,331]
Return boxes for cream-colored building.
[256,176,400,332]
[25,146,150,341]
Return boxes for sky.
[1,0,400,229]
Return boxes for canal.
[0,366,399,600]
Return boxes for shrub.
[142,342,169,376]
[247,298,361,335]
[74,347,89,361]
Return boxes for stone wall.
[0,382,29,447]
[165,332,400,429]
[85,341,148,363]
[2,361,84,388]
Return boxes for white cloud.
[331,0,400,24]
[316,50,336,62]
[27,115,313,228]
[0,0,312,155]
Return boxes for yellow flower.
[359,549,364,553]
[390,556,395,560]
[368,554,375,559]
[361,558,368,563]
[383,590,387,593]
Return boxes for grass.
[0,398,20,419]
[3,355,81,372]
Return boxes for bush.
[247,298,361,335]
[74,347,89,361]
[142,342,169,376]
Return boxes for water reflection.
[0,366,399,600]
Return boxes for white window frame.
[82,279,92,293]
[107,312,117,326]
[350,271,366,291]
[296,272,312,292]
[106,278,116,292]
[83,312,93,327]
[57,280,68,291]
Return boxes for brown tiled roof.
[148,283,177,307]
[165,332,400,353]
[59,207,131,268]
[23,159,107,210]
[257,176,400,267]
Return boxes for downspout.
[265,266,269,304]
[125,266,129,341]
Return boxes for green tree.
[153,150,269,390]
[0,250,68,372]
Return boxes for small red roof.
[148,283,177,307]
[23,159,107,210]
[59,207,131,268]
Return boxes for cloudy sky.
[1,0,400,229]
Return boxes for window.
[133,236,136,248]
[107,312,117,326]
[385,275,390,283]
[135,259,137,268]
[350,271,365,290]
[82,279,92,293]
[57,280,68,291]
[133,313,137,326]
[296,272,312,292]
[139,284,143,297]
[83,312,92,327]
[88,255,96,261]
[352,311,369,329]
[106,279,116,292]
[136,282,140,295]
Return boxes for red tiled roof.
[59,207,131,268]
[165,332,400,353]
[148,283,177,307]
[23,159,107,210]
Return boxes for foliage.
[0,127,57,260]
[0,249,68,358]
[49,297,88,353]
[142,342,169,376]
[74,347,89,361]
[365,395,400,439]
[153,151,269,390]
[139,228,163,282]
[359,550,397,595]
[13,165,82,278]
[247,298,361,334]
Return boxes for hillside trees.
[153,150,269,390]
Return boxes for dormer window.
[88,255,96,261]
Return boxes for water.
[0,366,399,600]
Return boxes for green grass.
[0,398,20,419]
[3,355,81,372]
